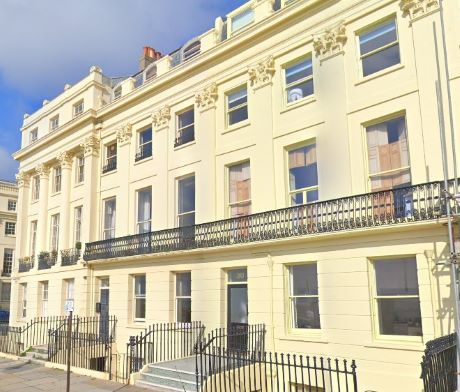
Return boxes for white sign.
[64,300,74,313]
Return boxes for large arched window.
[183,40,201,61]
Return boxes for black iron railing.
[84,180,454,262]
[60,248,80,266]
[127,321,205,375]
[18,257,34,273]
[421,333,457,392]
[102,157,117,174]
[0,324,22,355]
[38,252,57,270]
[135,143,152,161]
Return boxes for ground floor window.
[133,275,146,321]
[175,272,191,323]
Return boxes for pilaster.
[14,171,30,263]
[35,163,50,262]
[116,123,133,235]
[57,151,73,258]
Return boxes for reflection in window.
[285,58,313,103]
[178,176,195,227]
[176,272,191,323]
[134,275,146,320]
[229,162,251,217]
[232,8,254,33]
[137,188,152,234]
[227,87,248,126]
[288,144,318,206]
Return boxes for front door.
[99,278,110,340]
[227,269,248,351]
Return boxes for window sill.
[134,156,153,166]
[126,322,146,329]
[364,339,424,351]
[101,169,117,178]
[51,191,62,197]
[280,96,316,114]
[279,330,326,343]
[223,120,251,134]
[355,63,405,86]
[74,182,84,188]
[174,140,196,151]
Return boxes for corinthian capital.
[400,0,439,20]
[248,56,275,89]
[152,105,171,129]
[116,123,133,144]
[16,171,30,187]
[80,134,100,156]
[313,23,347,60]
[56,151,73,169]
[35,163,50,178]
[195,83,218,111]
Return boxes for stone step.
[136,378,196,392]
[145,364,197,383]
[139,372,197,392]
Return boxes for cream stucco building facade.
[0,180,17,313]
[9,0,460,390]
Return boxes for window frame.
[175,107,195,146]
[49,115,59,131]
[103,198,116,240]
[226,85,249,127]
[177,174,196,227]
[50,213,60,251]
[136,188,152,234]
[53,166,62,193]
[227,161,251,218]
[287,262,321,331]
[30,221,37,256]
[7,199,17,211]
[73,100,84,117]
[74,206,82,244]
[20,283,27,319]
[30,128,38,144]
[133,275,146,322]
[76,156,85,183]
[41,281,49,317]
[370,256,423,342]
[283,56,314,106]
[175,271,192,323]
[32,175,40,201]
[229,6,255,36]
[5,222,16,236]
[136,127,153,161]
[2,248,13,275]
[357,17,401,78]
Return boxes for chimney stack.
[140,46,162,71]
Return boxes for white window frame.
[137,128,152,160]
[74,206,82,244]
[5,222,16,236]
[175,272,192,323]
[76,156,85,183]
[283,56,314,105]
[357,18,400,78]
[7,199,17,211]
[21,284,27,319]
[229,6,255,36]
[103,198,116,240]
[2,249,13,275]
[177,175,195,227]
[41,281,49,317]
[32,175,40,201]
[73,100,84,117]
[50,115,59,131]
[113,86,122,100]
[288,263,321,330]
[50,214,60,251]
[136,188,152,234]
[105,142,117,168]
[133,275,146,322]
[53,166,62,193]
[176,108,195,145]
[30,221,37,256]
[228,161,251,218]
[226,86,248,127]
[30,128,38,144]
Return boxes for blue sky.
[0,0,247,181]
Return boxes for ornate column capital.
[56,151,73,169]
[80,134,100,156]
[195,83,218,112]
[248,56,275,89]
[313,23,347,61]
[116,123,133,145]
[152,105,171,129]
[401,0,439,20]
[16,171,30,187]
[35,163,50,179]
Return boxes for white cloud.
[0,0,229,97]
[0,146,18,181]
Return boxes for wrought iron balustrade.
[38,252,57,270]
[60,248,81,266]
[135,143,152,162]
[102,157,117,174]
[84,180,456,262]
[18,257,34,273]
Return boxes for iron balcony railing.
[60,248,80,266]
[18,257,34,273]
[84,180,457,262]
[102,157,117,174]
[38,252,57,270]
[135,143,152,162]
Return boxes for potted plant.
[50,250,58,264]
[75,242,82,251]
[38,251,49,262]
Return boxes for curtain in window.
[288,144,317,191]
[105,200,116,237]
[230,162,251,217]
[138,190,152,232]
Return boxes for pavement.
[0,357,151,392]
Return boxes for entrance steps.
[136,361,198,392]
[24,345,48,361]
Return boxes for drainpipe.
[267,254,276,353]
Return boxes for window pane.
[140,128,152,144]
[229,107,248,125]
[362,44,400,77]
[177,298,192,323]
[287,79,314,103]
[307,189,319,203]
[138,189,152,224]
[135,298,146,319]
[228,88,247,109]
[178,176,195,214]
[375,259,419,296]
[377,298,422,336]
[228,268,247,283]
[292,297,320,329]
[229,162,251,204]
[135,276,146,295]
[232,8,254,32]
[176,272,191,296]
[178,110,194,129]
[289,145,318,190]
[291,264,318,296]
[178,213,195,227]
[286,59,312,85]
[360,20,397,55]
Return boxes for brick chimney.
[140,46,162,71]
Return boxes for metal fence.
[0,324,22,355]
[127,321,205,375]
[421,333,457,392]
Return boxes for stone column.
[116,123,133,235]
[14,171,30,267]
[35,163,50,264]
[57,151,73,259]
[80,133,100,244]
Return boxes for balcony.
[84,180,456,262]
[38,251,57,270]
[60,248,81,266]
[135,143,152,162]
[102,157,117,174]
[18,257,34,273]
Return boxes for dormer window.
[231,8,254,34]
[30,128,38,144]
[50,115,59,131]
[73,100,84,117]
[114,86,122,100]
[183,41,201,61]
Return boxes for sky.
[0,0,247,181]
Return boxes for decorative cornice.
[116,123,133,144]
[195,83,218,111]
[152,105,171,129]
[400,0,439,20]
[35,163,50,178]
[313,23,347,60]
[56,151,73,169]
[80,134,100,156]
[16,171,30,187]
[248,56,275,89]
